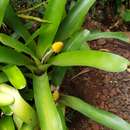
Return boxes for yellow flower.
[53,90,60,101]
[52,42,64,53]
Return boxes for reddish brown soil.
[62,39,130,130]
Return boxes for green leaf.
[79,42,90,50]
[122,9,130,22]
[56,0,95,40]
[13,115,23,130]
[37,0,67,58]
[0,33,38,60]
[51,67,68,86]
[3,65,27,89]
[1,106,13,116]
[25,27,41,46]
[52,30,90,86]
[0,72,8,83]
[48,50,129,72]
[0,116,15,130]
[33,73,65,130]
[0,92,15,106]
[0,84,38,127]
[86,32,130,43]
[20,123,33,130]
[57,104,68,130]
[63,29,90,51]
[4,5,36,51]
[60,95,130,130]
[0,46,33,66]
[0,0,9,27]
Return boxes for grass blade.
[0,33,39,63]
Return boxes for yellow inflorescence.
[53,90,60,101]
[52,42,64,53]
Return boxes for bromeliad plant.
[0,0,130,130]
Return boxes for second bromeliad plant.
[0,0,130,130]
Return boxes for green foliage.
[48,50,129,72]
[0,116,15,130]
[0,0,9,27]
[60,95,130,130]
[0,0,130,130]
[37,0,67,58]
[3,65,27,89]
[33,73,66,130]
[122,9,130,22]
[56,0,96,41]
[4,5,36,51]
[0,46,33,66]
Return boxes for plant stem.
[17,14,50,23]
[17,2,46,14]
[33,73,65,130]
[41,49,53,63]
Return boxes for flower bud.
[53,90,60,101]
[52,42,64,53]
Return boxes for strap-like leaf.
[63,29,90,51]
[52,30,90,86]
[4,5,36,51]
[0,33,39,62]
[60,95,130,130]
[37,0,67,58]
[25,27,41,46]
[57,104,68,130]
[0,46,33,66]
[3,65,27,90]
[56,0,95,40]
[48,50,129,72]
[87,32,130,43]
[0,0,9,27]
